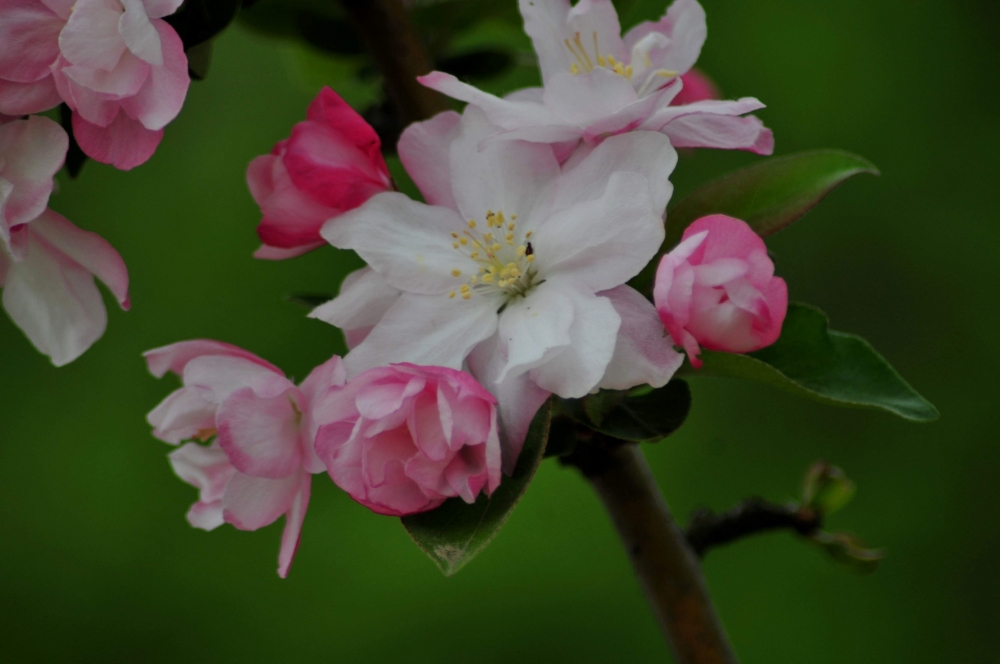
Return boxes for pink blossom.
[146,340,347,577]
[653,214,788,368]
[0,0,190,170]
[247,87,392,260]
[0,116,129,365]
[2,208,129,365]
[314,363,502,517]
[671,68,719,106]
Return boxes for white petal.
[495,279,575,383]
[543,70,638,127]
[558,130,677,215]
[449,106,560,227]
[532,171,664,292]
[528,284,620,398]
[419,71,565,132]
[119,0,162,66]
[321,192,469,295]
[468,333,552,475]
[596,285,683,390]
[397,110,462,209]
[343,292,499,378]
[308,266,401,335]
[518,0,573,84]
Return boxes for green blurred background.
[2,0,997,661]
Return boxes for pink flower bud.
[314,364,502,517]
[670,68,720,106]
[654,214,788,368]
[247,87,392,260]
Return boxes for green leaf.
[631,150,878,292]
[402,400,552,576]
[561,381,692,443]
[686,304,938,422]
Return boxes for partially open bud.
[803,462,856,515]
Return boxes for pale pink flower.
[2,208,129,365]
[314,363,502,517]
[320,107,683,470]
[419,0,772,155]
[145,340,347,577]
[0,0,190,170]
[0,116,129,365]
[247,87,392,260]
[654,214,788,368]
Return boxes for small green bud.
[803,462,856,515]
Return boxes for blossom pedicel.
[0,116,129,366]
[653,214,788,367]
[146,340,346,578]
[0,0,191,170]
[314,363,503,517]
[247,87,392,260]
[418,0,772,156]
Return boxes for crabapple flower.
[654,214,788,368]
[0,0,191,170]
[2,209,130,365]
[145,340,347,577]
[0,117,129,365]
[419,0,772,155]
[313,363,502,516]
[321,107,683,468]
[308,266,401,349]
[247,87,392,260]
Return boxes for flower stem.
[337,0,451,124]
[571,441,739,664]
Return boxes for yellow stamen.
[459,237,468,246]
[571,63,580,75]
[449,291,456,299]
[462,292,471,300]
[468,220,477,229]
[451,269,462,277]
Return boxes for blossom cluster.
[140,0,790,576]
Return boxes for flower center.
[565,31,633,79]
[448,210,538,302]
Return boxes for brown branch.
[685,499,822,559]
[564,438,739,664]
[337,0,451,124]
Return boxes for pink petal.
[305,87,388,177]
[182,355,293,403]
[119,19,188,131]
[168,442,236,530]
[141,0,183,19]
[119,0,163,66]
[671,69,719,105]
[597,285,684,390]
[397,110,462,209]
[144,339,282,379]
[623,0,706,77]
[252,242,324,261]
[0,76,62,116]
[277,476,310,578]
[247,152,338,250]
[0,115,67,230]
[2,213,115,366]
[217,386,304,479]
[222,471,301,531]
[72,110,163,170]
[662,112,774,155]
[0,0,65,83]
[62,48,150,97]
[147,386,217,445]
[29,206,129,308]
[58,0,127,72]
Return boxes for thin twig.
[565,439,739,664]
[337,0,451,124]
[685,499,823,559]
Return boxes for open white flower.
[419,0,772,155]
[318,108,683,466]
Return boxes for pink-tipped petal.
[277,477,311,578]
[72,110,163,170]
[397,110,462,209]
[598,285,685,390]
[144,339,283,378]
[0,77,62,116]
[217,386,304,479]
[119,19,188,130]
[0,115,67,230]
[0,0,65,83]
[222,471,301,531]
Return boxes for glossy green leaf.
[685,304,938,422]
[402,400,552,576]
[632,150,878,292]
[561,381,692,443]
